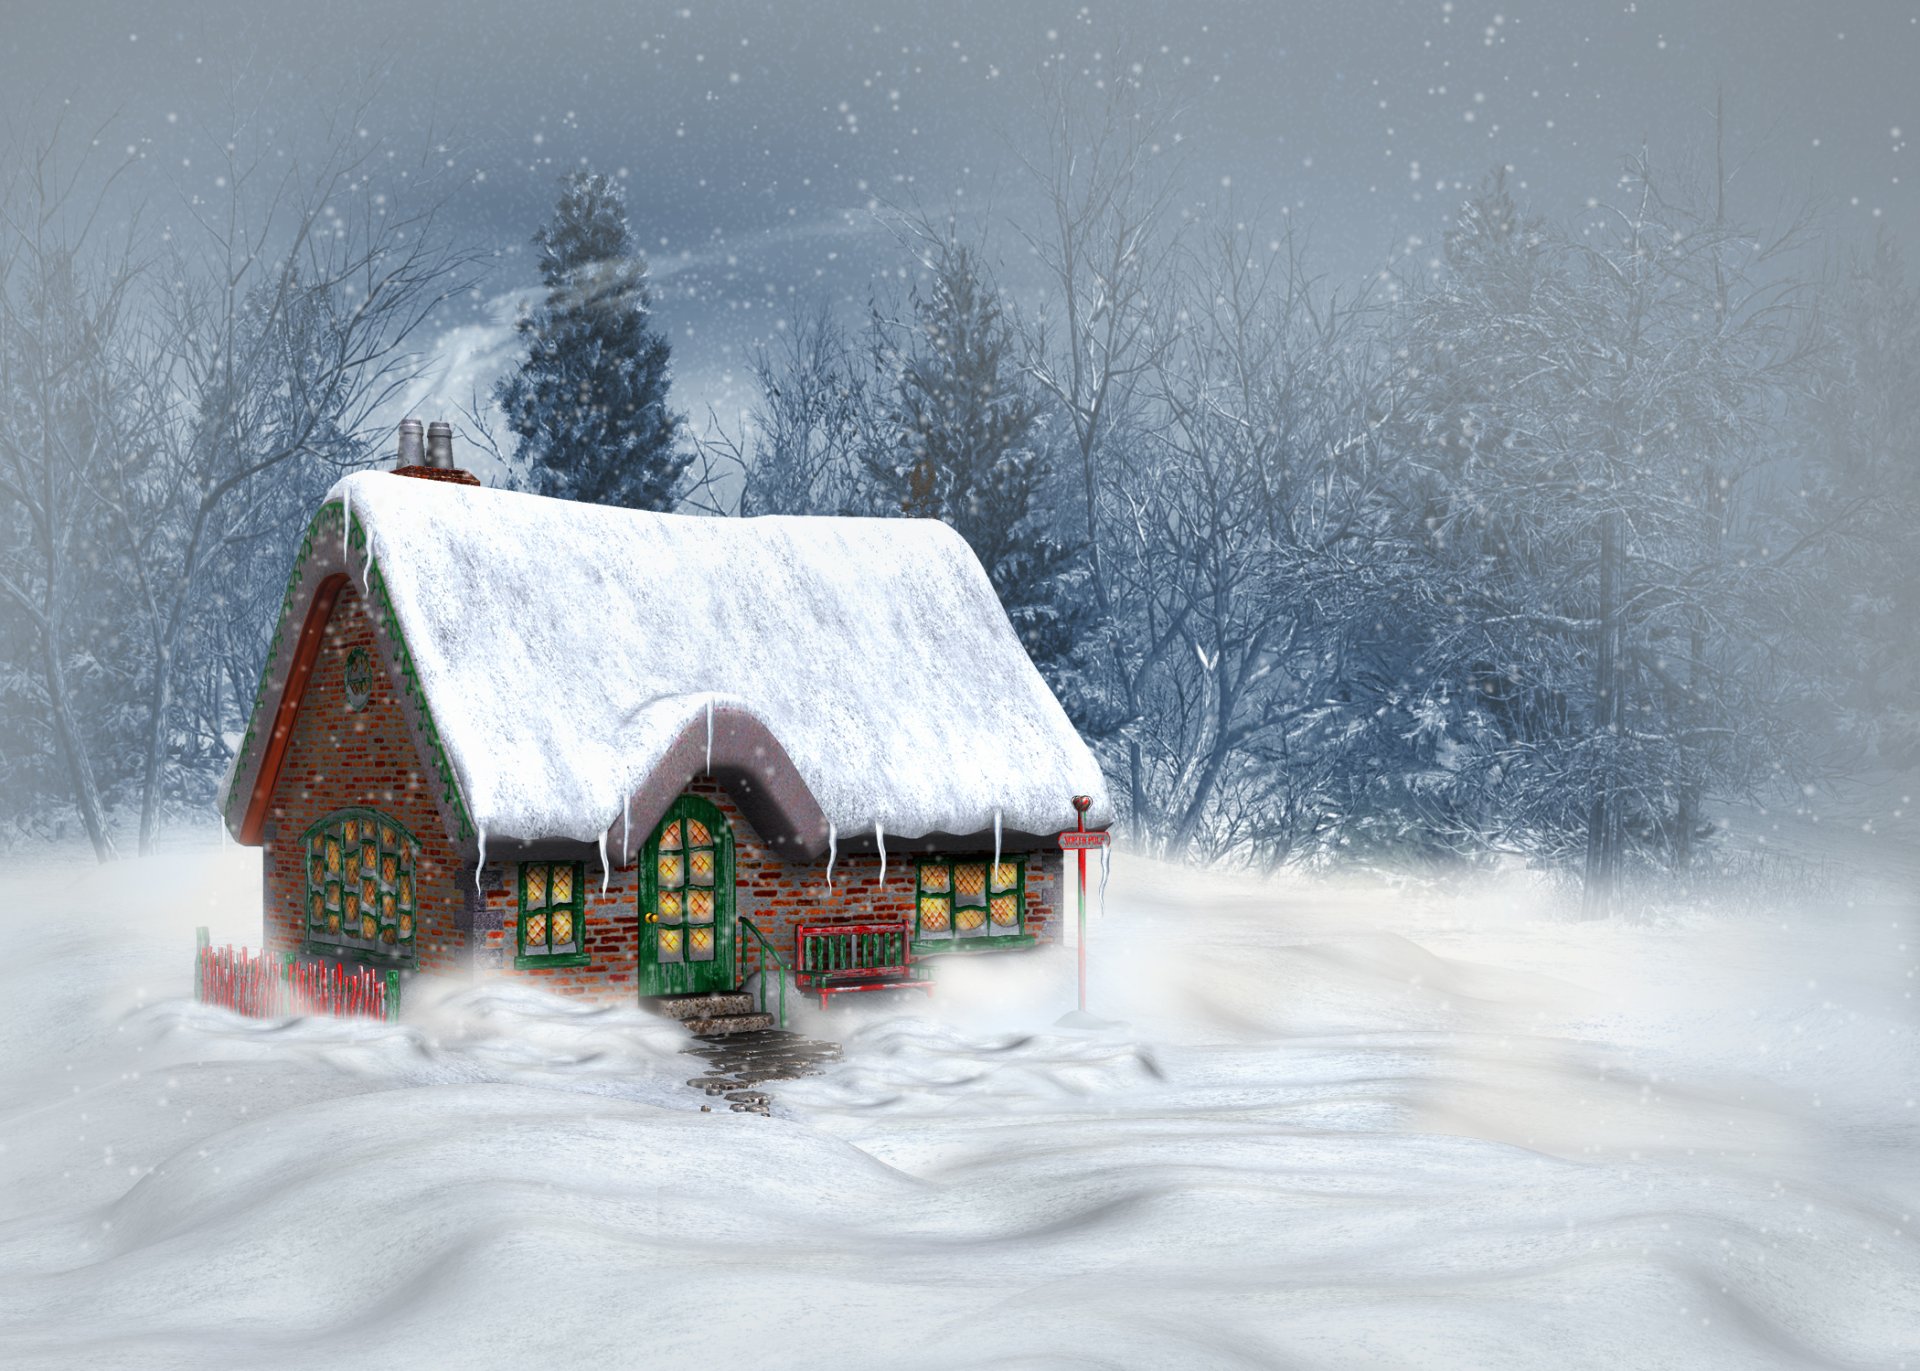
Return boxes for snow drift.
[0,842,1914,1369]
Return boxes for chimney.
[426,421,455,468]
[390,417,481,487]
[396,417,425,467]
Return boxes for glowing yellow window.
[918,856,1024,944]
[518,861,586,965]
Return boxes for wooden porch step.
[645,991,756,1021]
[682,1012,775,1036]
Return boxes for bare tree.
[0,120,142,858]
[1012,57,1188,825]
[93,91,479,853]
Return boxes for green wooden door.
[638,795,735,996]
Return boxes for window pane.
[956,906,988,934]
[990,894,1019,927]
[398,873,412,909]
[310,893,324,927]
[525,913,547,947]
[685,818,711,846]
[360,913,377,940]
[918,895,951,933]
[380,824,396,849]
[921,863,950,894]
[325,838,341,875]
[381,854,398,887]
[992,861,1019,892]
[551,864,574,905]
[342,819,357,846]
[551,910,573,946]
[326,881,341,910]
[689,926,714,960]
[954,864,987,903]
[688,888,713,923]
[361,842,376,874]
[361,876,377,910]
[399,913,413,939]
[659,890,683,922]
[344,890,360,921]
[689,849,714,884]
[659,821,682,851]
[382,892,396,923]
[657,853,683,887]
[658,928,683,961]
[524,863,547,909]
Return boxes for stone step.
[684,1012,776,1036]
[647,991,755,1021]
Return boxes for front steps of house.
[648,992,844,1115]
[685,1029,844,1114]
[646,990,774,1037]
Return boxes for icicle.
[474,825,486,895]
[1098,839,1112,925]
[824,821,837,897]
[992,808,1002,876]
[598,828,611,893]
[875,820,887,888]
[705,698,714,774]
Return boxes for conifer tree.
[496,173,686,508]
[869,238,1089,678]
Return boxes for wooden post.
[194,926,210,1003]
[1071,796,1092,1013]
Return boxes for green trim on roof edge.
[223,497,477,847]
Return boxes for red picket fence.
[194,927,400,1022]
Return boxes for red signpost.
[1059,795,1110,1014]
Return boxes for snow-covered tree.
[866,235,1090,693]
[496,173,686,510]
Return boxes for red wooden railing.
[194,927,400,1022]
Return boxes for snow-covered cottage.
[218,432,1110,1029]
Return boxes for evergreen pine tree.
[869,238,1089,679]
[496,173,687,509]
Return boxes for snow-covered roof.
[223,471,1110,858]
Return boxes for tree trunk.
[137,638,176,855]
[1582,510,1624,917]
[41,617,115,862]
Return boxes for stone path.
[684,1028,843,1115]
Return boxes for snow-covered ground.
[0,836,1915,1370]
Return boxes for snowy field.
[0,835,1915,1370]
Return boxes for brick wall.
[260,585,466,974]
[486,779,1062,1002]
[262,588,1065,1003]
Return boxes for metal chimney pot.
[425,421,454,469]
[396,417,425,468]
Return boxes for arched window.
[303,807,418,962]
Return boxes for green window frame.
[302,807,418,965]
[517,860,590,968]
[913,856,1033,953]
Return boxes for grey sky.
[5,0,1914,437]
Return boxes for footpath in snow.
[0,838,1914,1370]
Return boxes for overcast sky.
[5,0,1914,447]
